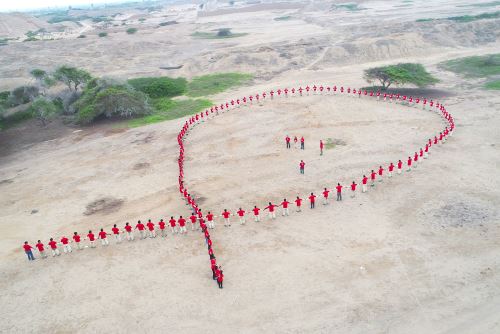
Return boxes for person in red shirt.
[294,136,298,148]
[397,160,403,175]
[86,230,96,248]
[370,170,376,187]
[413,152,419,168]
[72,232,82,250]
[98,228,109,246]
[322,187,330,205]
[252,206,261,222]
[285,135,291,149]
[388,163,394,178]
[221,209,231,227]
[206,211,215,229]
[157,219,166,237]
[264,202,277,220]
[23,241,35,261]
[146,219,156,238]
[299,160,305,174]
[407,156,412,171]
[300,136,305,150]
[281,199,290,216]
[295,196,302,212]
[48,238,61,256]
[424,144,429,159]
[136,220,146,239]
[237,208,246,224]
[378,166,384,182]
[178,216,187,233]
[60,236,72,253]
[168,216,177,234]
[189,214,197,231]
[350,181,357,198]
[111,224,122,243]
[217,267,224,289]
[309,193,316,209]
[362,175,368,193]
[336,183,343,201]
[320,140,324,156]
[124,222,134,241]
[35,240,47,258]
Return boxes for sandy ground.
[1,0,500,333]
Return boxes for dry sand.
[1,0,500,333]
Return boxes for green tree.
[364,63,439,90]
[30,97,59,126]
[126,27,138,34]
[53,66,92,92]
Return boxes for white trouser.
[149,230,156,238]
[180,226,187,233]
[101,238,109,246]
[114,234,121,243]
[224,218,231,226]
[362,184,367,193]
[63,244,72,253]
[191,223,196,231]
[351,190,356,198]
[378,175,383,182]
[160,229,166,237]
[269,212,276,219]
[323,197,328,205]
[39,250,47,258]
[388,171,392,178]
[170,226,177,234]
[52,248,60,256]
[398,168,402,174]
[414,161,418,168]
[296,206,301,212]
[208,221,215,229]
[139,230,146,239]
[126,232,134,241]
[90,241,96,248]
[407,165,411,171]
[424,152,428,159]
[75,242,82,250]
[282,208,289,216]
[254,214,260,222]
[239,217,246,224]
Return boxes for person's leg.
[340,193,342,201]
[68,245,72,252]
[56,249,61,256]
[398,168,402,174]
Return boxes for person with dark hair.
[252,206,261,222]
[281,199,291,216]
[158,219,166,237]
[300,136,305,150]
[295,196,302,212]
[124,222,134,241]
[98,228,109,246]
[48,238,61,256]
[135,220,146,239]
[285,135,291,149]
[73,232,82,249]
[264,202,278,220]
[217,267,224,289]
[299,160,305,174]
[336,183,343,201]
[222,209,231,227]
[146,219,156,238]
[23,241,35,261]
[35,240,47,258]
[309,193,316,209]
[111,224,121,243]
[350,181,357,198]
[86,231,96,248]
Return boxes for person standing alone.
[320,140,324,155]
[300,136,305,150]
[299,160,305,174]
[285,135,291,149]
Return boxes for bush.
[485,80,500,90]
[8,86,40,105]
[128,77,187,98]
[126,28,138,34]
[187,73,252,97]
[29,97,59,125]
[439,54,500,77]
[77,34,86,38]
[98,32,108,37]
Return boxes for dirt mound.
[84,197,124,216]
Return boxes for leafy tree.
[128,77,187,98]
[29,97,59,126]
[8,86,39,105]
[30,69,47,81]
[98,32,108,37]
[364,63,439,90]
[53,66,92,92]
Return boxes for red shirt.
[281,201,290,208]
[98,231,107,239]
[222,211,230,219]
[336,185,342,193]
[237,209,245,217]
[61,237,69,245]
[362,177,368,184]
[136,223,145,231]
[48,240,58,249]
[112,227,119,235]
[87,233,95,241]
[323,190,329,198]
[252,207,260,215]
[23,244,32,252]
[299,162,305,169]
[35,243,44,251]
[371,172,376,180]
[207,214,214,221]
[301,137,304,143]
[320,141,324,149]
[408,158,412,166]
[351,183,357,191]
[378,168,384,176]
[124,225,132,232]
[397,161,402,169]
[178,218,186,226]
[265,205,276,212]
[309,195,316,203]
[295,198,302,206]
[190,215,197,223]
[147,222,155,231]
[159,221,166,229]
[169,218,176,227]
[286,137,290,143]
[389,164,394,172]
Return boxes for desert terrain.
[1,0,500,333]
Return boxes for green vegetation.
[98,32,108,37]
[8,86,40,105]
[92,16,110,23]
[333,3,363,11]
[364,63,439,90]
[439,54,500,77]
[187,73,253,97]
[47,15,91,23]
[23,37,38,42]
[274,15,292,21]
[417,11,500,23]
[159,21,178,26]
[29,97,60,125]
[416,18,434,22]
[191,28,247,39]
[126,28,138,34]
[485,80,500,90]
[324,138,336,150]
[139,18,146,22]
[128,98,212,127]
[0,109,33,130]
[128,77,187,98]
[54,66,92,91]
[458,1,500,7]
[0,38,8,45]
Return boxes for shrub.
[98,32,108,37]
[53,65,92,91]
[187,73,253,97]
[8,86,40,105]
[29,97,59,125]
[126,27,138,34]
[128,77,187,98]
[439,54,500,77]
